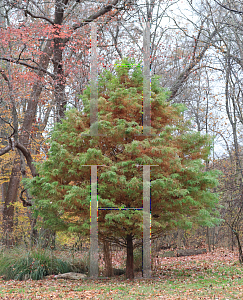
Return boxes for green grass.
[55,261,243,299]
[0,249,243,299]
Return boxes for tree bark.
[177,229,184,249]
[3,158,20,247]
[206,226,211,252]
[1,181,8,207]
[103,239,113,277]
[126,234,134,279]
[1,181,8,238]
[27,210,38,247]
[234,231,243,264]
[53,0,66,122]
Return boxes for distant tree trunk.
[212,227,215,251]
[1,181,8,242]
[29,214,37,247]
[103,239,113,277]
[234,231,243,263]
[206,227,211,252]
[126,234,134,279]
[1,181,8,210]
[51,231,56,249]
[232,230,235,252]
[3,160,20,247]
[177,229,184,249]
[53,0,66,122]
[41,228,56,249]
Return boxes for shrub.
[67,251,89,274]
[0,247,71,280]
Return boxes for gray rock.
[176,248,207,257]
[54,272,87,280]
[113,268,125,275]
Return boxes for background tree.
[0,0,129,246]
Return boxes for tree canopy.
[25,58,220,278]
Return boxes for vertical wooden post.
[90,165,98,278]
[90,22,98,136]
[143,21,151,136]
[143,165,151,278]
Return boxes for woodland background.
[1,0,243,269]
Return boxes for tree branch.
[0,69,9,82]
[16,45,26,62]
[72,0,120,31]
[0,133,38,178]
[19,189,32,207]
[0,144,12,156]
[15,142,38,177]
[169,29,217,100]
[213,0,243,15]
[0,57,55,79]
[24,9,55,25]
[0,115,15,138]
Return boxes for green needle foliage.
[25,58,220,277]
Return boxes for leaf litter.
[0,248,243,299]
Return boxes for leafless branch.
[24,9,55,25]
[20,189,32,207]
[213,0,243,15]
[0,115,15,137]
[72,0,120,31]
[0,144,12,156]
[16,45,26,63]
[0,57,55,79]
[169,29,217,100]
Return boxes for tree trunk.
[40,228,56,249]
[103,239,113,277]
[28,213,38,247]
[226,226,231,250]
[53,0,66,122]
[3,160,20,247]
[126,234,134,279]
[177,229,184,249]
[234,231,243,263]
[1,181,8,242]
[232,229,235,252]
[206,227,211,252]
[212,227,215,251]
[1,181,8,209]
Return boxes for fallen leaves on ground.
[0,248,243,299]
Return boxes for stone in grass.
[113,268,125,276]
[160,251,176,258]
[176,248,207,257]
[54,272,87,280]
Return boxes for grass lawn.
[0,248,242,299]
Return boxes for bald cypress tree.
[26,59,220,279]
